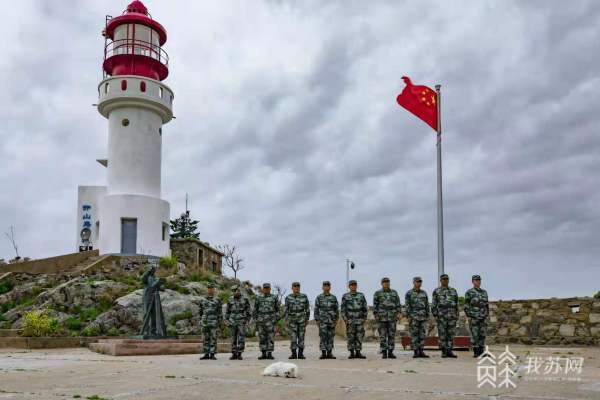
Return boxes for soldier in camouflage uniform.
[284,282,310,359]
[225,285,251,360]
[314,281,339,359]
[405,276,430,358]
[464,274,489,357]
[432,274,459,358]
[373,277,401,359]
[253,282,280,360]
[341,280,367,359]
[199,283,222,360]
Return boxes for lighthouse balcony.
[97,75,173,123]
[103,38,169,81]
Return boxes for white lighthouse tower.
[76,1,173,256]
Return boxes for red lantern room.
[102,1,169,81]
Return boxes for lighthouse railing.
[105,38,169,67]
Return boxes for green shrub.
[65,316,83,331]
[458,296,465,305]
[170,310,193,325]
[21,310,61,337]
[106,327,119,336]
[594,291,600,299]
[218,291,230,304]
[1,301,15,313]
[276,319,288,337]
[79,308,101,322]
[159,256,178,270]
[0,280,14,295]
[167,325,178,337]
[81,325,101,337]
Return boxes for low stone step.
[0,329,21,337]
[89,338,231,356]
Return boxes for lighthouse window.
[104,82,109,94]
[140,81,146,92]
[158,87,163,98]
[121,80,127,91]
[158,128,162,136]
[122,118,130,127]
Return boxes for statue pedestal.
[88,338,231,356]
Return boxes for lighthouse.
[76,1,173,256]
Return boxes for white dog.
[262,362,299,378]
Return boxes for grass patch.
[159,256,178,270]
[21,310,61,337]
[86,396,111,400]
[170,310,193,325]
[0,280,14,295]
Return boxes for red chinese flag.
[396,76,438,131]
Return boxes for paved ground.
[1,326,599,399]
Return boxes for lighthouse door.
[121,218,137,254]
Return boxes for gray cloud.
[1,0,599,302]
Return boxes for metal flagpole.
[435,84,445,278]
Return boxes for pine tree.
[170,210,200,239]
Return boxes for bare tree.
[273,283,287,304]
[4,226,19,260]
[218,244,244,279]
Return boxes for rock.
[520,315,532,324]
[38,278,129,311]
[559,324,575,337]
[591,327,600,337]
[589,313,600,324]
[183,282,207,296]
[93,289,203,335]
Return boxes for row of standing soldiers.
[198,274,489,360]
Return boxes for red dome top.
[104,1,167,45]
[126,1,148,15]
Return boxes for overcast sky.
[1,1,599,303]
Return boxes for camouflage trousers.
[202,325,218,354]
[377,321,397,352]
[318,322,336,351]
[345,321,365,351]
[288,321,307,350]
[409,319,427,350]
[229,323,246,352]
[469,318,487,347]
[257,321,275,352]
[436,318,457,351]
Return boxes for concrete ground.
[1,325,599,400]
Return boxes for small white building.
[76,1,173,256]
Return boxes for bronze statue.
[139,265,167,338]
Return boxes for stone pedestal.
[89,339,231,356]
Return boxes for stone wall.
[0,250,99,275]
[170,239,223,275]
[336,297,600,346]
[487,297,599,346]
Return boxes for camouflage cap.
[413,276,422,283]
[207,282,216,288]
[381,277,390,283]
[262,283,271,289]
[472,274,481,280]
[348,280,357,286]
[322,280,331,286]
[440,274,449,279]
[292,282,300,287]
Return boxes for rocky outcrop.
[88,289,204,335]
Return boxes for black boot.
[237,352,243,360]
[230,352,237,360]
[258,351,267,360]
[289,349,297,359]
[327,350,336,359]
[419,349,430,358]
[298,348,305,359]
[473,347,479,358]
[267,352,274,360]
[382,350,388,359]
[319,350,328,359]
[355,350,366,359]
[387,350,396,359]
[447,349,457,358]
[200,353,210,360]
[349,350,355,359]
[209,353,217,360]
[441,348,448,358]
[413,350,419,358]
